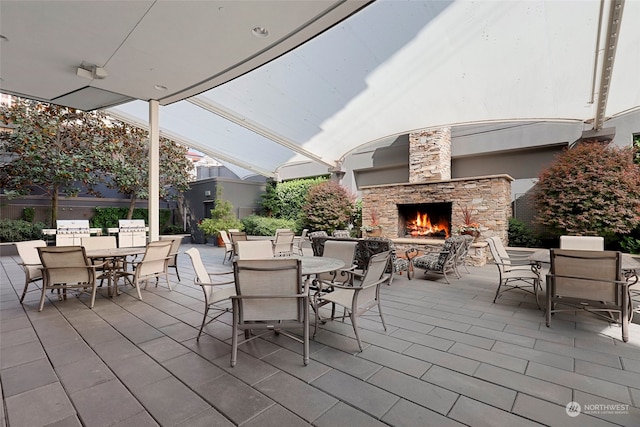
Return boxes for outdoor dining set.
[14,228,640,369]
[14,228,395,367]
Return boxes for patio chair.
[231,258,308,366]
[454,234,474,275]
[409,236,459,284]
[486,236,542,308]
[185,248,236,341]
[129,240,173,300]
[313,251,391,351]
[235,240,274,260]
[332,229,351,238]
[308,230,328,239]
[218,230,234,263]
[229,231,248,257]
[314,240,358,290]
[559,235,604,251]
[363,237,410,283]
[272,230,295,257]
[15,240,47,303]
[546,249,629,342]
[294,228,308,256]
[159,235,182,281]
[37,246,102,311]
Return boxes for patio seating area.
[2,243,640,426]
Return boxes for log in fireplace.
[398,202,451,238]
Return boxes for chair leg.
[545,281,552,327]
[134,279,143,300]
[303,298,309,366]
[493,279,503,303]
[20,279,31,303]
[378,301,387,331]
[89,284,98,309]
[38,286,48,312]
[197,306,209,341]
[442,270,451,284]
[231,300,239,367]
[350,310,363,351]
[622,287,629,342]
[174,265,180,282]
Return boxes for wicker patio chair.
[409,236,459,284]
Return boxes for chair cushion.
[393,258,409,273]
[413,253,442,270]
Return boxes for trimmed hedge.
[0,219,46,242]
[241,215,299,236]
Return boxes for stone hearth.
[360,127,513,266]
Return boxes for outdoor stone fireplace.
[360,128,513,266]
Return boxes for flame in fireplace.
[406,212,450,237]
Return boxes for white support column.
[148,100,160,242]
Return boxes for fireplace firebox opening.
[398,202,451,238]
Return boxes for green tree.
[0,97,193,224]
[198,188,243,237]
[104,121,192,219]
[534,141,640,238]
[302,181,355,232]
[0,98,111,225]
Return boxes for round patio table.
[85,246,146,296]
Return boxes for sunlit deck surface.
[2,243,640,426]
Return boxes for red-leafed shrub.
[534,141,640,238]
[302,181,355,233]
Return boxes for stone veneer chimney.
[409,128,451,183]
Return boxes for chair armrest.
[505,253,533,260]
[546,273,628,287]
[329,273,391,291]
[18,262,42,268]
[199,271,234,286]
[199,279,235,287]
[230,293,308,300]
[493,258,533,267]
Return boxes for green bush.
[198,191,243,237]
[620,230,640,254]
[508,218,540,248]
[0,219,46,242]
[161,224,185,235]
[23,207,35,223]
[91,207,171,230]
[261,177,327,220]
[241,215,298,236]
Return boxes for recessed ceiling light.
[252,27,269,38]
[154,84,167,91]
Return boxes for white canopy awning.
[108,0,640,178]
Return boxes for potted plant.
[197,191,243,245]
[458,205,480,241]
[361,207,383,237]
